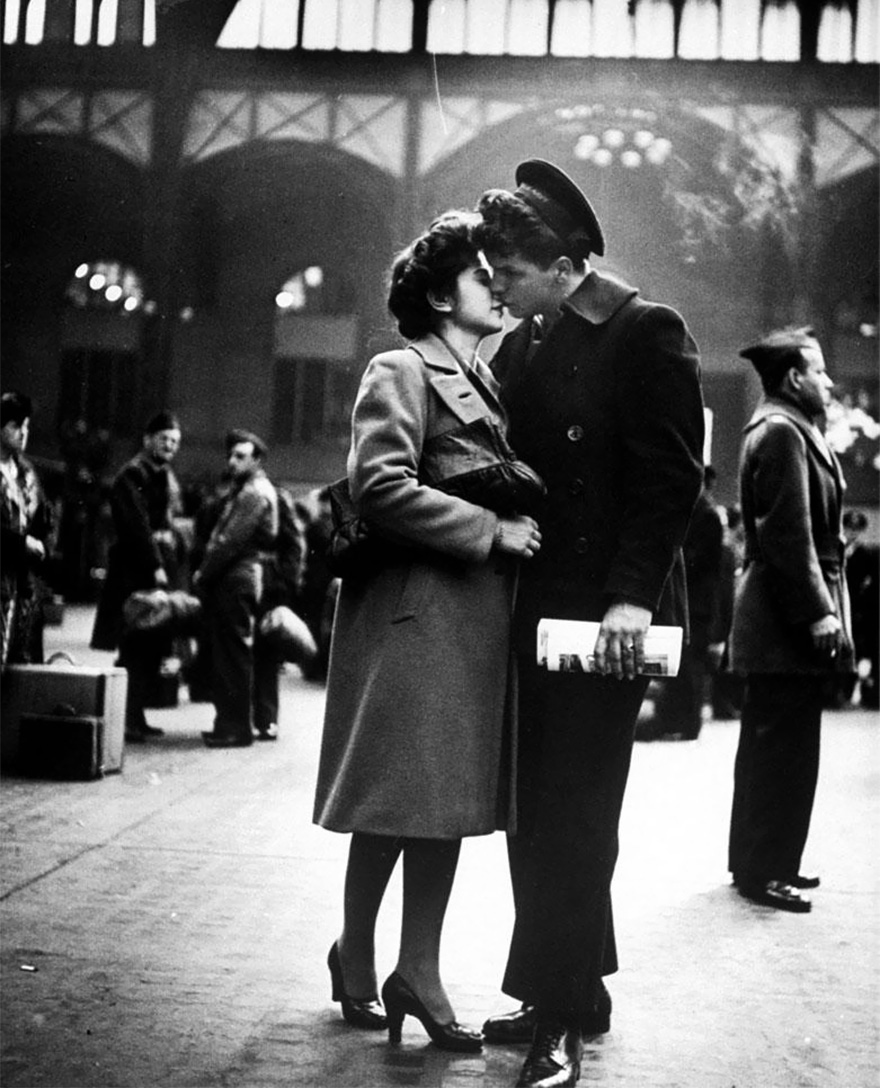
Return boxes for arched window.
[271,265,359,449]
[60,259,147,437]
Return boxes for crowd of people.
[1,159,878,1088]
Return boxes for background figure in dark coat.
[842,509,879,709]
[91,411,183,742]
[194,430,278,747]
[475,161,704,1088]
[649,466,724,740]
[1,391,51,666]
[710,503,746,720]
[728,327,855,915]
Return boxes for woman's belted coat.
[313,334,519,839]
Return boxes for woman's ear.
[427,289,453,314]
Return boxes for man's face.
[144,428,181,464]
[483,252,562,320]
[791,344,834,418]
[1,418,29,457]
[227,441,259,481]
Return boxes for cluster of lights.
[276,265,324,310]
[557,106,673,170]
[67,260,149,313]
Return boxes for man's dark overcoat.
[92,450,180,651]
[494,271,704,648]
[730,396,854,675]
[727,395,854,885]
[491,270,704,1023]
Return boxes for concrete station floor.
[1,606,878,1088]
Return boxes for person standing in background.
[1,391,50,666]
[91,410,183,742]
[194,429,278,747]
[728,327,855,913]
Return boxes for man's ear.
[427,289,453,314]
[784,365,803,394]
[551,256,574,281]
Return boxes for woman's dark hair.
[387,211,482,340]
[474,189,592,269]
[1,391,33,428]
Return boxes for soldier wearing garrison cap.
[727,326,854,916]
[475,161,705,1088]
[91,409,184,742]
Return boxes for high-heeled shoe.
[327,943,387,1030]
[381,971,482,1052]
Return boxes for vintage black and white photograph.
[1,1,878,1085]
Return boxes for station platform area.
[1,606,878,1087]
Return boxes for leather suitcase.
[18,713,105,781]
[1,657,127,774]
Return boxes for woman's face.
[448,256,504,338]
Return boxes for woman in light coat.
[313,212,542,1051]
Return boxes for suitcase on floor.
[0,655,127,776]
[18,713,106,781]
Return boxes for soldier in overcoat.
[728,327,854,913]
[313,213,541,1052]
[91,411,182,741]
[475,161,705,1088]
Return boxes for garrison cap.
[514,159,605,257]
[739,326,819,373]
[144,409,181,435]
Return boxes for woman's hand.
[493,515,542,559]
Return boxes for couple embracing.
[312,160,704,1088]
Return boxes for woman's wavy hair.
[387,211,482,340]
[474,189,592,268]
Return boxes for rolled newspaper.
[537,619,682,677]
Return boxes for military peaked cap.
[514,159,606,257]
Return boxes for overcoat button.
[566,424,584,442]
[574,537,589,554]
[569,478,585,495]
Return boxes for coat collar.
[407,333,459,374]
[407,333,502,401]
[561,270,639,326]
[747,395,843,481]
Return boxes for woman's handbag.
[326,478,400,580]
[422,417,546,515]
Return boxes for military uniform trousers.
[204,562,263,742]
[503,658,648,1026]
[728,674,823,883]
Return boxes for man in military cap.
[727,326,854,913]
[92,410,184,742]
[475,162,704,1087]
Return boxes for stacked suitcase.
[1,655,127,780]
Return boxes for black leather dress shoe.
[485,985,610,1045]
[255,724,279,741]
[201,732,253,748]
[516,1019,582,1087]
[738,879,811,913]
[789,873,820,889]
[483,1005,538,1044]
